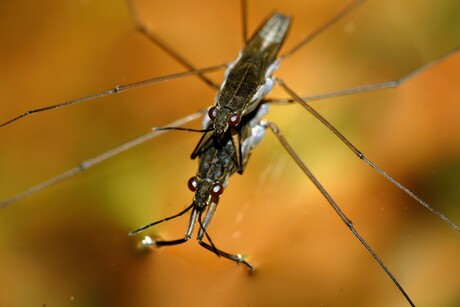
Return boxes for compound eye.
[210,183,224,197]
[187,177,198,192]
[208,107,218,121]
[228,113,241,126]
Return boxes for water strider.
[0,0,460,306]
[189,12,291,172]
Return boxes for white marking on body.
[259,14,290,48]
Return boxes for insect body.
[208,13,289,134]
[192,13,290,172]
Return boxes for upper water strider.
[191,13,290,169]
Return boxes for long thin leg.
[241,0,248,44]
[196,200,254,271]
[197,208,220,255]
[126,0,219,91]
[265,121,415,307]
[129,202,195,235]
[0,110,206,209]
[0,64,225,129]
[275,78,460,232]
[268,44,460,105]
[143,206,199,248]
[280,0,366,61]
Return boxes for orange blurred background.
[0,0,459,306]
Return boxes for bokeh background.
[0,0,459,306]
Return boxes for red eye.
[210,183,224,197]
[187,177,198,192]
[208,107,217,121]
[228,113,241,126]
